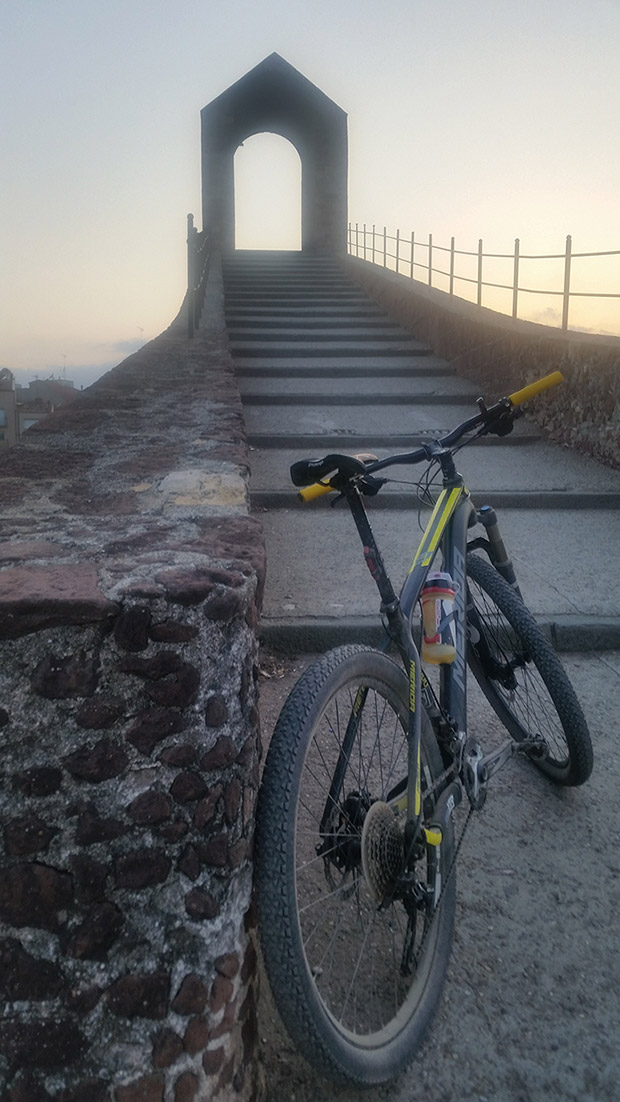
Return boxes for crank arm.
[477,738,516,782]
[479,734,547,782]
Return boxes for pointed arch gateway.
[201,53,348,254]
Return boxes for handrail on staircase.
[348,223,620,334]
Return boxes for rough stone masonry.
[0,294,266,1101]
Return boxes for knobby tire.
[256,645,456,1085]
[466,553,593,786]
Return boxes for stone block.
[151,1026,183,1068]
[171,973,209,1015]
[0,862,73,931]
[114,850,171,890]
[0,565,118,639]
[0,938,63,1000]
[106,972,170,1020]
[68,901,125,959]
[4,813,57,856]
[0,1018,86,1070]
[184,888,219,921]
[64,738,129,783]
[32,652,99,699]
[125,707,187,756]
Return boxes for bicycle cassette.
[361,801,404,903]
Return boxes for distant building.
[0,370,78,445]
[0,369,19,446]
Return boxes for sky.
[2,0,619,389]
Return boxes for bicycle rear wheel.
[466,553,593,786]
[256,645,455,1085]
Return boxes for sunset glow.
[1,0,619,388]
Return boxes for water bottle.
[420,572,457,664]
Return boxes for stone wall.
[0,259,266,1101]
[341,256,620,468]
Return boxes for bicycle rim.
[466,553,592,783]
[290,653,453,1062]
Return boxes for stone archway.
[201,53,348,254]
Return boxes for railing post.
[395,229,400,274]
[449,236,455,295]
[187,213,195,339]
[512,238,520,318]
[428,233,433,287]
[410,232,415,279]
[383,226,387,267]
[562,234,572,330]
[363,223,367,261]
[355,222,359,256]
[477,239,483,306]
[372,224,376,264]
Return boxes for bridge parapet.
[0,269,265,1100]
[342,255,620,469]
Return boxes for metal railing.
[187,214,210,338]
[348,223,620,333]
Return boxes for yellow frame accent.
[408,486,466,573]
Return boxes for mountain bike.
[255,370,593,1086]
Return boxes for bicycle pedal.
[517,737,547,759]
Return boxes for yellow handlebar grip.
[298,481,335,502]
[508,370,564,407]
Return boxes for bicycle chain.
[408,759,477,969]
[412,802,474,966]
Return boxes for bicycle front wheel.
[256,645,456,1086]
[466,553,593,786]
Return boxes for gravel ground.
[255,647,620,1102]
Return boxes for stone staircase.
[224,250,620,652]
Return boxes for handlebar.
[508,370,563,407]
[298,480,335,502]
[293,370,564,500]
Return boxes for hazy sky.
[2,0,619,387]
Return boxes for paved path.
[224,252,620,1102]
[224,250,620,653]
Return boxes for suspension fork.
[474,505,523,599]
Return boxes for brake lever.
[476,397,520,438]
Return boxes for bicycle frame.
[341,474,476,837]
[306,372,567,847]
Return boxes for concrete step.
[226,316,399,330]
[227,326,414,342]
[226,305,387,318]
[247,432,542,449]
[248,439,620,493]
[242,392,479,407]
[227,251,620,653]
[223,279,368,291]
[224,293,382,306]
[230,339,431,357]
[252,489,620,510]
[235,361,456,378]
[234,354,438,370]
[258,505,620,622]
[237,375,471,398]
[259,614,620,654]
[241,401,531,436]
